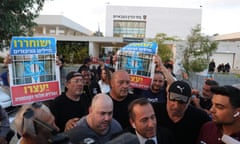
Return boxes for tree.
[57,41,89,64]
[149,33,179,63]
[93,31,104,37]
[182,25,218,74]
[0,0,45,49]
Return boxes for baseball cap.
[66,71,82,82]
[168,80,192,103]
[83,58,92,64]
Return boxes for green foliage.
[57,42,89,64]
[0,0,45,48]
[0,57,4,63]
[182,25,218,73]
[189,58,208,72]
[149,33,178,62]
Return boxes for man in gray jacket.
[65,93,122,144]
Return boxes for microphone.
[106,132,140,144]
[222,134,240,144]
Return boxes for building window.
[113,20,146,38]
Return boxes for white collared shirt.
[98,80,110,93]
[136,131,157,144]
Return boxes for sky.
[40,0,240,36]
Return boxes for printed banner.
[11,81,59,106]
[9,37,60,106]
[115,42,158,89]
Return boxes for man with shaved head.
[65,93,122,144]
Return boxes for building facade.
[31,14,240,72]
[34,15,93,36]
[211,41,240,70]
[106,5,202,39]
[212,33,240,70]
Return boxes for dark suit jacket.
[114,126,176,144]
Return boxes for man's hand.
[191,96,200,107]
[154,55,163,72]
[153,55,162,66]
[56,56,63,67]
[3,54,11,66]
[191,89,201,108]
[64,117,80,132]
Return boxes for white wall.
[212,41,240,69]
[211,53,234,69]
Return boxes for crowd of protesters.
[2,53,240,144]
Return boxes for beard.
[214,120,235,126]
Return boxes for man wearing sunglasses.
[153,80,211,144]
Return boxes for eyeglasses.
[70,79,83,84]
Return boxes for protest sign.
[9,37,60,106]
[115,42,158,89]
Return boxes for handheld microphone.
[106,132,139,144]
[222,134,240,144]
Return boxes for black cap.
[66,71,82,82]
[168,80,192,103]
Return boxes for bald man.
[65,93,122,144]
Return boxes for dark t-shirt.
[49,93,90,132]
[108,93,142,129]
[83,81,101,103]
[140,87,167,103]
[199,96,212,110]
[152,102,211,144]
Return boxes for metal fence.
[176,72,240,91]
